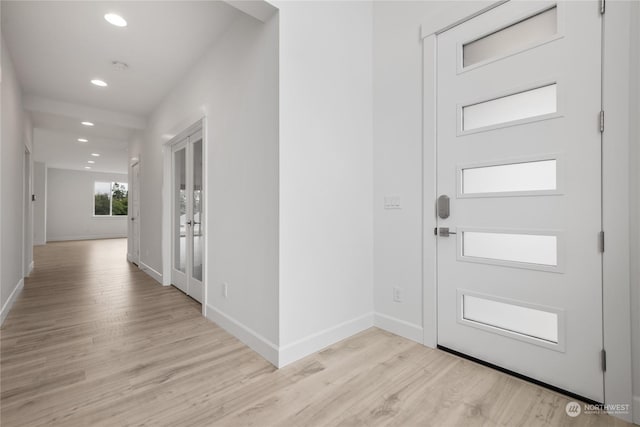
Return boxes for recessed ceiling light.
[82,121,94,127]
[85,166,92,169]
[77,138,88,142]
[91,79,108,87]
[104,13,127,27]
[91,153,101,157]
[88,160,95,164]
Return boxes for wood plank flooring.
[0,239,632,426]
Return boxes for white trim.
[1,279,24,326]
[27,261,34,276]
[223,0,277,23]
[205,304,279,367]
[374,313,423,344]
[139,261,163,285]
[278,313,374,368]
[47,234,127,242]
[420,1,506,39]
[128,161,141,267]
[201,119,208,317]
[601,1,633,421]
[422,33,437,349]
[633,395,640,425]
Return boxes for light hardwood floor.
[0,239,632,426]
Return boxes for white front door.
[436,1,603,402]
[171,130,204,303]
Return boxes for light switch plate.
[384,196,401,210]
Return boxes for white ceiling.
[34,128,129,175]
[1,0,243,173]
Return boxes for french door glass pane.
[192,139,203,281]
[174,148,187,273]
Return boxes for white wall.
[133,11,280,351]
[33,161,47,245]
[275,1,374,365]
[372,1,442,342]
[1,34,30,324]
[46,168,128,242]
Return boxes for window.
[463,7,558,68]
[462,83,557,131]
[94,181,128,216]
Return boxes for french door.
[435,1,604,402]
[171,129,204,303]
[131,162,140,265]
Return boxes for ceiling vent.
[112,61,129,71]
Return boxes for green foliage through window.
[94,181,128,216]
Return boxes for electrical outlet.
[223,282,228,298]
[393,286,403,302]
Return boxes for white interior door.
[131,162,140,265]
[436,1,603,402]
[171,130,204,303]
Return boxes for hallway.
[0,239,630,426]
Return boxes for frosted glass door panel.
[462,159,556,195]
[174,148,187,274]
[463,294,559,343]
[463,84,557,131]
[192,138,203,282]
[463,7,557,67]
[462,231,557,266]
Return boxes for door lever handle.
[438,227,457,237]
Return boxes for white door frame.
[421,1,633,421]
[23,145,33,277]
[162,117,207,315]
[128,160,140,265]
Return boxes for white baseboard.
[139,261,163,284]
[1,279,24,326]
[47,234,127,242]
[633,395,640,425]
[374,312,423,344]
[278,312,374,368]
[205,304,279,366]
[27,260,34,276]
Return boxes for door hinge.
[599,231,605,252]
[600,0,606,15]
[599,110,605,133]
[601,349,607,371]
